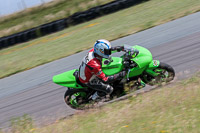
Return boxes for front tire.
[141,62,175,86]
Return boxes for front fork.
[124,60,160,89]
[125,69,146,90]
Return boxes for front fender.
[145,60,160,77]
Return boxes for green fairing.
[129,45,153,77]
[52,69,84,88]
[102,57,123,75]
[52,45,160,88]
[132,45,152,68]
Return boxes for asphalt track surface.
[1,12,200,129]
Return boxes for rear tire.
[141,62,175,86]
[64,88,90,110]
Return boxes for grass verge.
[1,0,200,79]
[5,72,200,133]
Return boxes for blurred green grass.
[0,0,200,78]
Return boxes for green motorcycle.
[52,45,175,109]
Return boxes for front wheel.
[141,62,175,86]
[64,88,91,110]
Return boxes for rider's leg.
[86,79,113,99]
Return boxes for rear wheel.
[64,89,90,110]
[141,62,175,86]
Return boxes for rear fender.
[52,69,85,88]
[145,60,160,77]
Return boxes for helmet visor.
[104,48,111,55]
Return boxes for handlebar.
[123,46,139,71]
[124,47,139,58]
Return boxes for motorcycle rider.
[78,39,126,100]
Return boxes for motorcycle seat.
[73,70,86,87]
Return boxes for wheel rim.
[155,68,174,82]
[69,92,87,108]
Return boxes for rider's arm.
[94,66,126,83]
[111,46,124,52]
[112,46,139,58]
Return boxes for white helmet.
[94,39,111,59]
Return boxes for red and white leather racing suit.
[79,49,108,83]
[78,48,125,95]
[78,49,113,95]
